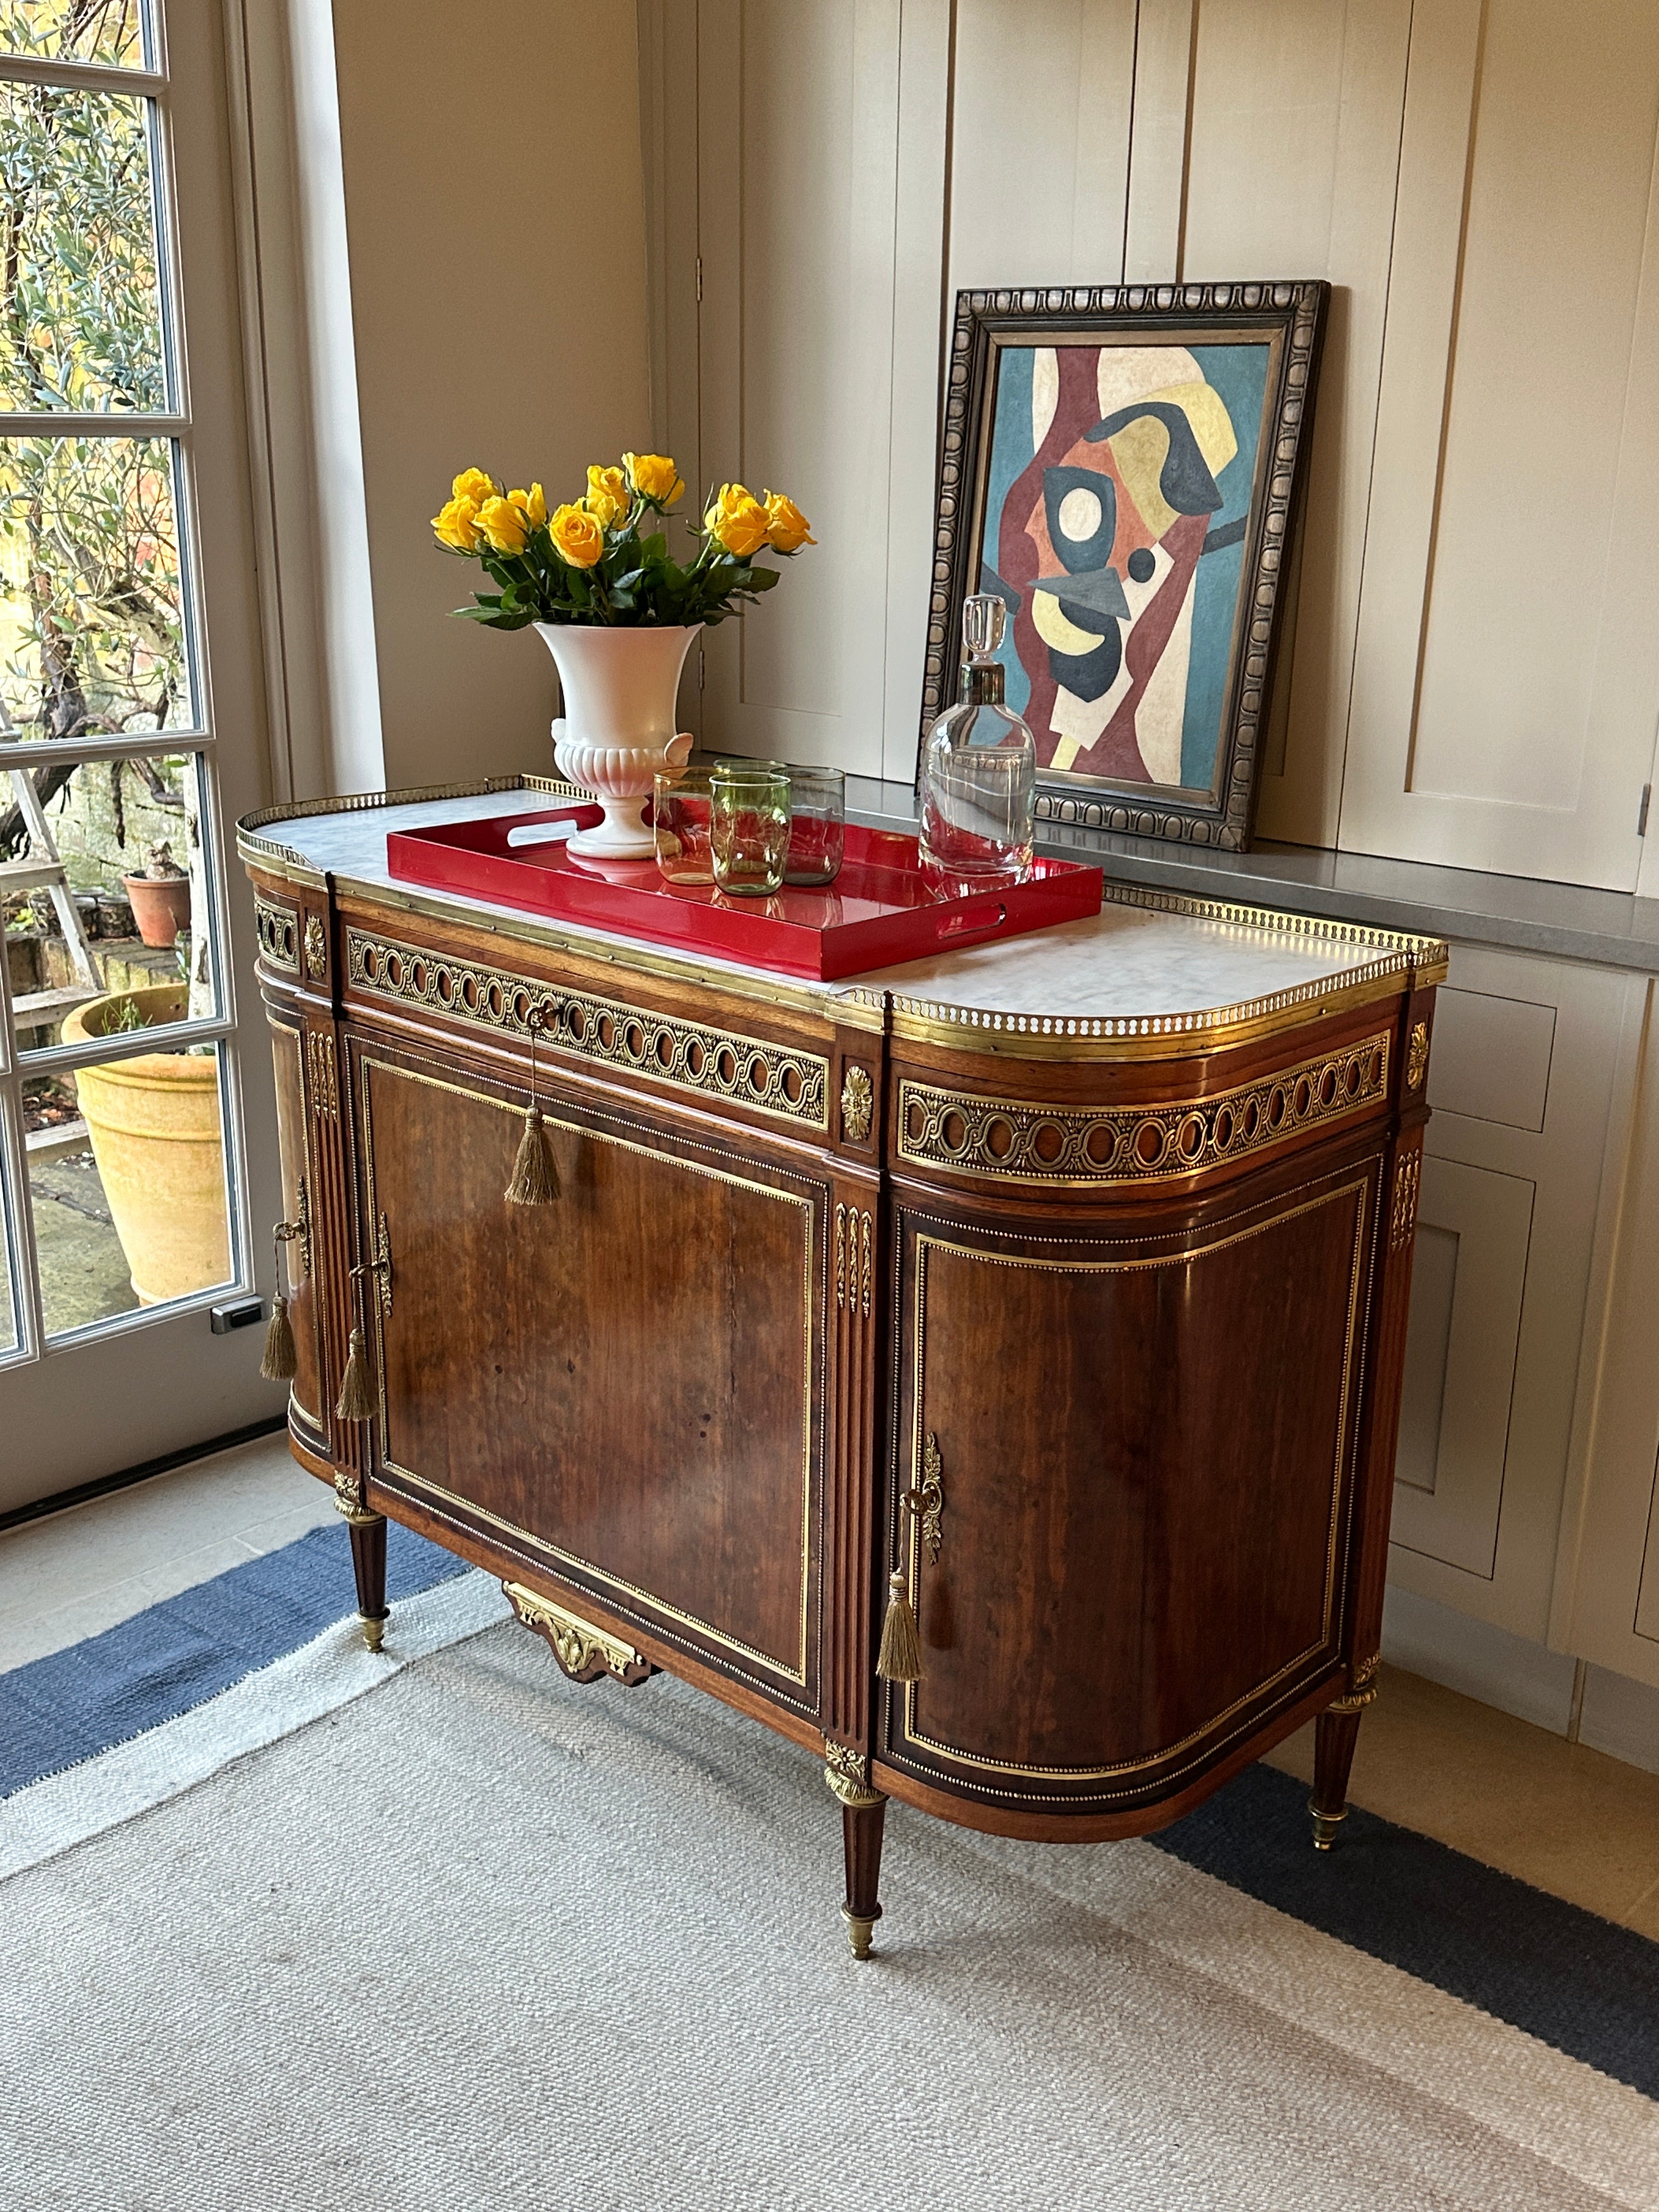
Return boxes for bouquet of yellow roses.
[432,452,814,630]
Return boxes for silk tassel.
[335,1324,377,1422]
[505,1103,559,1206]
[261,1293,297,1382]
[876,1567,922,1684]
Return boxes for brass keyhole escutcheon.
[902,1431,945,1562]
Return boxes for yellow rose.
[508,483,548,528]
[432,493,483,552]
[549,501,605,568]
[584,464,630,529]
[624,451,685,507]
[704,482,770,559]
[451,467,497,505]
[475,494,529,556]
[762,490,815,554]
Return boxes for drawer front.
[882,1155,1381,1813]
[353,1036,825,1713]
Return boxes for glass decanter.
[918,594,1036,895]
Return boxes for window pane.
[25,1038,233,1337]
[0,79,166,411]
[0,1,147,68]
[0,437,193,738]
[5,747,218,1049]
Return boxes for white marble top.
[244,785,1432,1026]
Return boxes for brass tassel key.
[261,1294,297,1383]
[505,1103,559,1206]
[878,1431,945,1685]
[335,1324,377,1422]
[876,1568,922,1684]
[261,1220,298,1383]
[505,1003,560,1207]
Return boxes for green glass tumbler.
[709,765,791,897]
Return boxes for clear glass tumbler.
[652,769,715,885]
[782,766,845,886]
[710,766,791,897]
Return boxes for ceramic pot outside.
[63,985,229,1305]
[122,872,192,947]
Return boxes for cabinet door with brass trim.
[882,1160,1380,1814]
[269,1018,323,1430]
[352,1039,825,1713]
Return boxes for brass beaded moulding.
[346,928,829,1131]
[898,1031,1391,1187]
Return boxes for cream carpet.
[4,1601,1655,2211]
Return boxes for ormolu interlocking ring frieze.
[254,891,300,973]
[897,1032,1390,1186]
[346,929,828,1130]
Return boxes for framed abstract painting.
[920,282,1328,850]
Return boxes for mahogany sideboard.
[240,778,1442,1957]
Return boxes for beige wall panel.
[1387,945,1630,1639]
[1122,0,1195,280]
[1342,0,1659,888]
[947,0,1136,292]
[881,0,954,781]
[330,0,651,792]
[697,0,903,774]
[1180,0,1411,849]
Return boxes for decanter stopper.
[960,594,1007,707]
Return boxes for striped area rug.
[2,1527,1655,2209]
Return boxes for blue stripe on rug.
[1151,1762,1659,2103]
[0,1522,468,1801]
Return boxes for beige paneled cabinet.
[1387,946,1640,1652]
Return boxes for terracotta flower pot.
[63,985,229,1305]
[122,871,193,947]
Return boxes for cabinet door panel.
[358,1048,821,1703]
[1387,947,1633,1638]
[886,1166,1376,1808]
[1389,1156,1533,1573]
[269,1020,322,1429]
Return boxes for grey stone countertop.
[844,777,1659,975]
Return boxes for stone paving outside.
[28,1149,141,1336]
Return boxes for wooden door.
[883,1159,1379,1813]
[352,1037,825,1714]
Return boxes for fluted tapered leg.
[346,1510,388,1653]
[1310,1708,1363,1849]
[841,1798,887,1960]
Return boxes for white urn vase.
[535,622,699,859]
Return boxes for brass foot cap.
[1309,1799,1346,1852]
[840,1903,882,1961]
[362,1612,387,1654]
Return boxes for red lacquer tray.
[386,805,1102,981]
